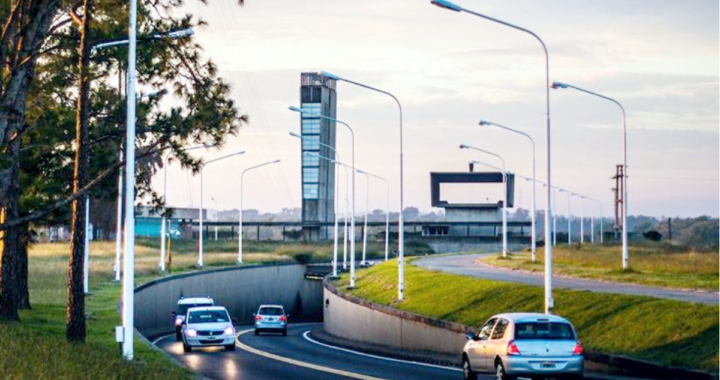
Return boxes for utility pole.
[611,165,624,241]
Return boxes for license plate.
[541,363,555,369]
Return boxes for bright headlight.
[186,329,197,337]
[223,326,235,336]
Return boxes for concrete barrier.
[323,277,468,356]
[135,263,323,340]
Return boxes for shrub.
[292,252,313,264]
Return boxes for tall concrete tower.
[300,73,337,240]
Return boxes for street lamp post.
[480,120,536,262]
[212,198,218,241]
[159,144,215,272]
[460,144,507,257]
[316,71,405,300]
[552,81,628,268]
[431,0,554,314]
[579,195,585,244]
[586,197,604,244]
[289,131,344,276]
[358,170,390,262]
[289,106,357,287]
[199,151,245,267]
[238,159,281,264]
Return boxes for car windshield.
[178,302,212,316]
[258,307,284,316]
[187,310,229,324]
[514,322,575,340]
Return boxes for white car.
[253,304,288,336]
[181,306,236,352]
[173,296,214,341]
[462,313,584,380]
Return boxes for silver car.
[181,306,236,353]
[253,304,288,336]
[462,313,584,380]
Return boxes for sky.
[154,0,719,219]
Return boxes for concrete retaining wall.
[135,264,323,340]
[323,278,468,356]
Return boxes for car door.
[487,318,510,364]
[469,317,497,372]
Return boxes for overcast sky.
[155,0,719,219]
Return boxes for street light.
[357,169,390,262]
[159,144,215,273]
[552,81,628,268]
[238,159,281,264]
[289,131,346,276]
[199,151,245,267]
[316,71,406,301]
[460,144,508,257]
[289,105,358,287]
[585,196,604,244]
[480,120,537,262]
[91,28,194,54]
[431,0,554,315]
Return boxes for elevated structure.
[299,73,337,240]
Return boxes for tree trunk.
[18,222,30,310]
[0,139,21,321]
[67,0,92,343]
[0,0,63,323]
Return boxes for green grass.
[335,261,720,372]
[482,243,719,291]
[3,239,373,380]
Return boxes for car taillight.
[279,316,287,322]
[572,342,583,355]
[507,340,521,356]
[223,326,235,335]
[186,329,197,337]
[254,315,262,321]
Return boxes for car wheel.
[225,344,235,351]
[282,329,287,336]
[175,331,182,341]
[254,329,259,336]
[462,356,477,380]
[495,360,512,380]
[183,342,191,353]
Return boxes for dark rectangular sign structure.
[430,172,515,209]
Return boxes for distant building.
[135,206,205,239]
[299,73,337,240]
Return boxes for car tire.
[225,344,235,351]
[175,331,182,342]
[495,360,512,380]
[282,329,287,336]
[462,356,477,380]
[254,329,259,336]
[183,342,191,353]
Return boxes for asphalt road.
[156,323,484,380]
[415,253,719,305]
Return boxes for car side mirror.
[252,313,256,317]
[466,332,477,341]
[286,314,290,319]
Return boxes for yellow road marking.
[235,329,392,380]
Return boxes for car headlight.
[224,326,235,336]
[186,329,197,337]
[175,317,183,326]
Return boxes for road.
[156,323,476,380]
[415,253,719,305]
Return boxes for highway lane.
[156,323,478,380]
[415,253,719,305]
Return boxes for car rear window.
[514,322,575,340]
[178,302,213,316]
[259,307,284,316]
[188,310,229,324]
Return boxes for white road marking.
[235,329,392,380]
[153,333,175,346]
[302,331,461,372]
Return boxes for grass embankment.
[483,243,719,291]
[3,239,377,379]
[336,261,719,372]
